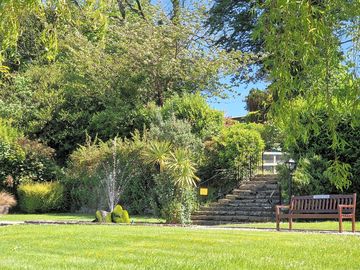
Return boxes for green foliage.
[216,124,265,170]
[67,136,141,211]
[111,205,130,224]
[167,149,199,188]
[152,172,197,224]
[0,120,60,193]
[244,89,272,123]
[207,0,265,82]
[95,210,102,222]
[105,212,112,223]
[142,141,171,173]
[256,1,360,187]
[17,182,64,213]
[277,107,360,201]
[0,4,241,161]
[148,114,204,152]
[161,94,224,139]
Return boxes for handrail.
[199,155,259,201]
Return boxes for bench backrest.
[290,194,356,214]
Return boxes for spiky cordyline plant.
[166,148,199,188]
[142,141,171,172]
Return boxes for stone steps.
[199,206,274,212]
[191,174,280,225]
[191,215,273,222]
[194,210,274,216]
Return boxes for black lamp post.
[285,158,297,201]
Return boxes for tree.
[256,1,360,188]
[1,3,243,161]
[244,88,272,123]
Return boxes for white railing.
[259,151,284,174]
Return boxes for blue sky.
[207,81,267,117]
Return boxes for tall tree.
[256,0,360,189]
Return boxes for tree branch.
[117,0,126,20]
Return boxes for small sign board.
[313,195,330,199]
[200,188,208,196]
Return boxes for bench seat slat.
[279,213,352,219]
[291,209,351,214]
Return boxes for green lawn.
[0,225,359,270]
[0,213,165,224]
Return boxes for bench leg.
[289,217,293,230]
[352,216,356,233]
[339,216,343,233]
[276,215,280,231]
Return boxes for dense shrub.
[161,93,224,140]
[62,175,103,212]
[139,94,224,140]
[197,123,265,196]
[148,114,203,155]
[111,205,130,224]
[282,109,360,193]
[0,191,17,207]
[0,119,61,194]
[152,172,198,224]
[67,136,142,212]
[17,182,64,213]
[215,123,265,170]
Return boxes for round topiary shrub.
[111,204,130,224]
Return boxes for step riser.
[226,194,279,200]
[193,211,274,216]
[200,207,274,212]
[192,217,274,225]
[238,185,278,190]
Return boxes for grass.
[0,213,165,224]
[219,221,360,231]
[0,224,359,269]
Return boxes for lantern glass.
[285,158,296,172]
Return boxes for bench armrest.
[338,204,355,208]
[275,205,290,214]
[338,204,355,215]
[338,204,355,210]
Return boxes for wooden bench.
[276,193,356,233]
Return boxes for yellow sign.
[199,188,208,196]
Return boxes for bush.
[111,204,130,224]
[95,205,130,224]
[216,123,265,169]
[161,93,224,140]
[17,182,64,213]
[95,210,102,222]
[62,175,103,213]
[0,191,17,207]
[66,137,141,212]
[152,172,197,224]
[0,119,61,193]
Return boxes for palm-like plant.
[166,148,199,188]
[142,141,171,172]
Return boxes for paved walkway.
[1,220,360,236]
